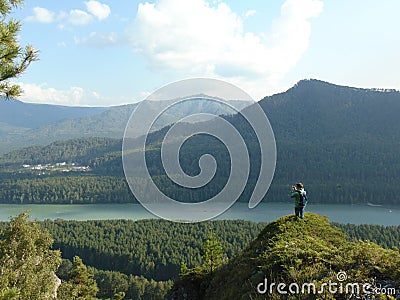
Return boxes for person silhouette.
[290,182,308,219]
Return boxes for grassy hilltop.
[168,213,400,299]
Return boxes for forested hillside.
[43,219,267,281]
[51,219,400,299]
[1,216,399,299]
[167,214,400,299]
[259,79,400,204]
[40,218,400,282]
[1,80,399,204]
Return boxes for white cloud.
[244,9,256,18]
[25,7,55,23]
[16,82,129,106]
[129,0,323,99]
[85,1,111,20]
[25,2,110,27]
[68,9,93,25]
[75,32,122,47]
[57,41,67,47]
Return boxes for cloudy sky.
[13,0,400,106]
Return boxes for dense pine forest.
[1,80,400,205]
[1,217,399,299]
[0,134,399,205]
[168,214,400,299]
[42,219,267,281]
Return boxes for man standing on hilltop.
[290,182,308,219]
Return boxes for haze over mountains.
[0,98,250,154]
[0,79,399,205]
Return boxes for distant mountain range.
[0,98,107,129]
[0,79,399,205]
[0,98,250,154]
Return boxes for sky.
[11,0,400,106]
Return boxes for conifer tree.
[0,211,62,299]
[58,256,99,300]
[0,0,38,98]
[202,230,225,274]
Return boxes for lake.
[0,202,399,225]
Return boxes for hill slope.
[1,80,399,204]
[135,79,400,205]
[167,213,400,299]
[260,79,400,139]
[257,79,400,204]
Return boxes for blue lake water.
[0,202,399,225]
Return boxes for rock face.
[53,274,62,300]
[167,213,400,300]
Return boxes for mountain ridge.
[0,98,250,154]
[0,97,108,128]
[0,79,399,205]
